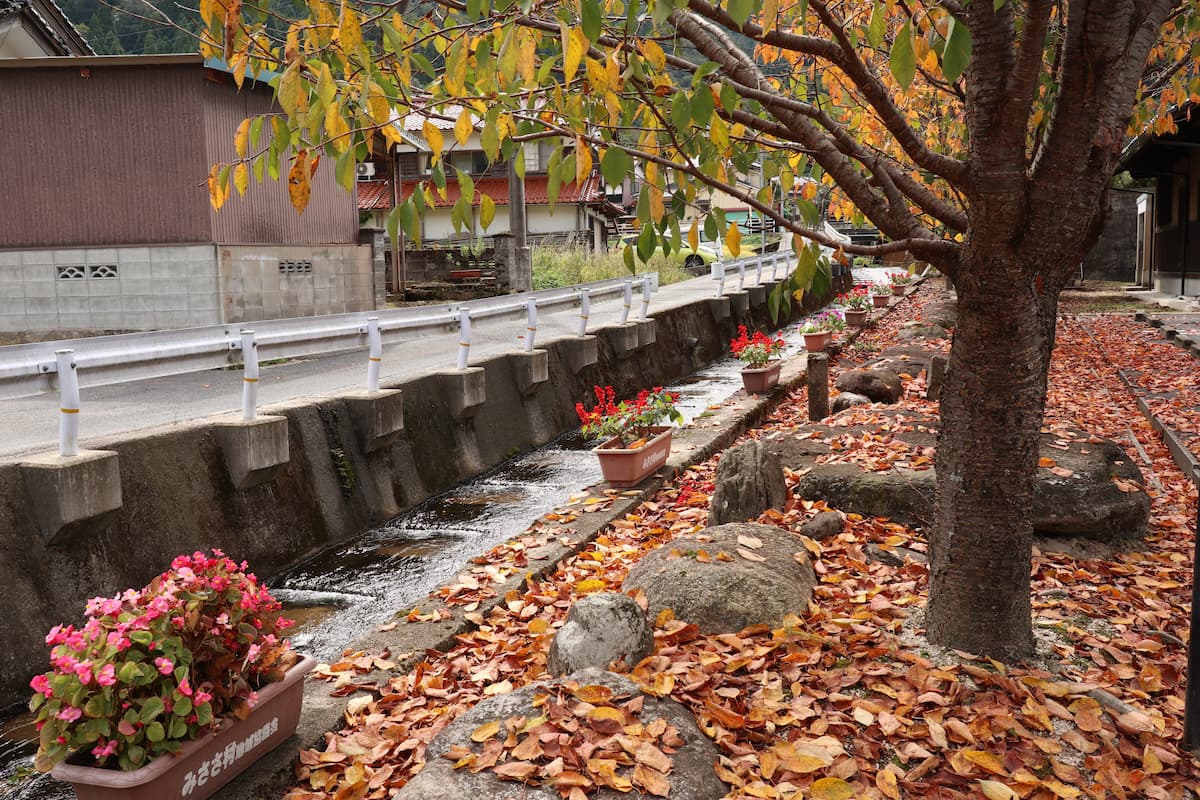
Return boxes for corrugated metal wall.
[203,75,358,245]
[0,64,211,248]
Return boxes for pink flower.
[91,739,118,759]
[106,632,131,651]
[44,625,69,646]
[56,706,82,722]
[245,691,259,709]
[194,691,212,705]
[73,663,93,685]
[154,657,174,675]
[95,664,116,687]
[30,674,52,697]
[178,679,193,697]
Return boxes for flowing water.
[0,276,899,798]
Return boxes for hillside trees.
[205,0,1200,659]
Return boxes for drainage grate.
[56,265,86,280]
[279,260,313,275]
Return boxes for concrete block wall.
[0,245,221,333]
[219,245,376,323]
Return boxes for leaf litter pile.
[285,285,1200,800]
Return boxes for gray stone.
[547,593,653,676]
[834,368,903,403]
[922,302,957,330]
[831,392,871,413]
[624,523,817,633]
[794,434,1150,544]
[396,669,726,800]
[800,510,844,541]
[896,323,949,341]
[709,439,787,525]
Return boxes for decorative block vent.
[279,260,313,275]
[56,266,86,280]
[88,265,118,279]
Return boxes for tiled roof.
[357,180,393,211]
[400,107,473,131]
[398,175,604,208]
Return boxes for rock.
[547,593,653,676]
[866,345,938,377]
[395,668,727,800]
[709,440,787,525]
[624,523,816,633]
[831,392,871,413]
[800,510,844,541]
[896,323,949,341]
[793,434,1150,544]
[923,302,957,329]
[834,369,903,403]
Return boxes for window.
[56,266,85,280]
[278,260,313,275]
[88,265,118,279]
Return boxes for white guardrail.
[5,250,798,457]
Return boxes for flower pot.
[891,285,906,296]
[844,309,869,326]
[595,426,674,487]
[802,331,832,351]
[872,294,890,308]
[740,361,782,394]
[51,655,317,800]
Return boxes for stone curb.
[213,277,923,799]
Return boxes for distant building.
[0,55,378,336]
[0,0,91,58]
[1121,104,1200,295]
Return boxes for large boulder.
[547,593,653,676]
[396,668,727,800]
[709,439,787,525]
[834,369,903,403]
[793,434,1150,544]
[624,523,816,633]
[896,322,949,341]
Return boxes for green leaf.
[867,3,886,49]
[941,16,972,82]
[547,148,563,206]
[195,702,213,726]
[581,0,602,42]
[670,91,691,131]
[623,244,635,271]
[889,20,916,90]
[600,147,631,188]
[768,282,781,323]
[691,86,714,125]
[170,716,188,739]
[145,721,165,742]
[727,0,754,27]
[139,696,164,723]
[249,116,264,149]
[636,224,657,262]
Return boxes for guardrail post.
[577,288,591,337]
[737,261,746,292]
[240,330,258,421]
[639,279,651,320]
[755,255,764,286]
[56,349,80,458]
[366,317,382,394]
[524,298,538,352]
[457,309,472,371]
[620,281,632,325]
[770,254,780,281]
[712,261,725,298]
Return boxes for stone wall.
[0,276,846,705]
[1083,191,1138,283]
[218,244,376,322]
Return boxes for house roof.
[1120,104,1200,177]
[357,179,393,211]
[397,175,605,208]
[0,0,93,56]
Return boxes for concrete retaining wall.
[0,278,844,705]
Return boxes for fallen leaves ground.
[283,283,1200,800]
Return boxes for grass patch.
[532,247,694,290]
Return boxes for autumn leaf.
[470,720,501,742]
[810,776,856,800]
[979,780,1020,800]
[287,150,311,212]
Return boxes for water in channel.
[1,274,895,799]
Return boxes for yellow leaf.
[277,63,306,116]
[810,777,856,800]
[725,222,741,257]
[207,163,227,211]
[287,150,311,212]
[761,0,778,32]
[337,0,363,58]
[876,769,900,800]
[1143,745,1163,774]
[528,617,549,635]
[586,57,609,94]
[964,750,1008,777]
[234,118,250,158]
[470,719,500,742]
[325,104,350,153]
[317,62,337,106]
[688,220,699,251]
[563,25,587,85]
[642,39,665,70]
[518,28,536,84]
[367,81,390,124]
[454,109,473,146]
[978,780,1019,800]
[575,578,606,593]
[710,114,729,151]
[233,162,249,196]
[575,139,592,185]
[480,194,496,229]
[648,187,664,222]
[424,120,445,166]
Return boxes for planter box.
[52,655,317,800]
[803,332,832,351]
[844,309,869,326]
[595,427,673,487]
[872,294,890,308]
[891,285,907,296]
[740,362,782,394]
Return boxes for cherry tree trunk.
[925,250,1060,660]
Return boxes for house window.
[278,260,313,275]
[398,152,420,178]
[88,265,118,279]
[56,265,85,280]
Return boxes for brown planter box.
[844,309,869,326]
[891,285,907,296]
[52,655,316,800]
[802,332,832,351]
[740,362,782,394]
[872,294,890,308]
[595,427,673,487]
